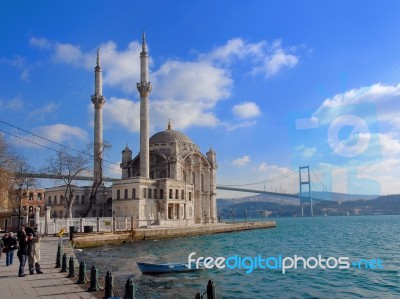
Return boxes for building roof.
[149,121,193,145]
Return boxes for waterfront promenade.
[0,236,99,299]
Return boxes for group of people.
[1,224,43,277]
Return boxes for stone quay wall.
[72,221,276,248]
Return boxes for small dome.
[150,129,193,144]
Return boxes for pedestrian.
[17,230,28,277]
[5,232,18,266]
[0,233,6,259]
[27,232,43,274]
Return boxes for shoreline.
[71,221,276,248]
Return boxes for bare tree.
[43,148,90,218]
[81,141,111,217]
[9,162,37,230]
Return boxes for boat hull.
[137,262,200,274]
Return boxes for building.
[45,186,111,218]
[112,34,218,227]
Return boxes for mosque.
[101,34,218,226]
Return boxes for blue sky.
[1,1,400,197]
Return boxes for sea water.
[76,215,400,298]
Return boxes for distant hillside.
[216,194,400,218]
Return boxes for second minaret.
[137,32,152,178]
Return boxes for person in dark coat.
[4,232,17,266]
[0,233,5,259]
[17,230,28,277]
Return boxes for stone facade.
[45,185,112,218]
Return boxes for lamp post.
[230,208,235,224]
[244,210,247,223]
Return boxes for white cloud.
[232,102,261,119]
[29,102,58,120]
[34,124,87,143]
[233,155,250,166]
[0,56,31,80]
[102,97,140,132]
[29,37,51,49]
[295,145,317,158]
[0,97,24,111]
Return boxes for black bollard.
[88,265,99,292]
[124,279,135,299]
[103,271,114,299]
[68,256,75,277]
[77,261,87,284]
[55,244,63,268]
[60,253,68,272]
[207,280,216,299]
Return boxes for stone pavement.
[0,236,101,299]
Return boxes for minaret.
[91,48,105,183]
[137,32,152,178]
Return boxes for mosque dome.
[149,120,193,144]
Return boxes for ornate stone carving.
[137,81,152,97]
[91,94,105,108]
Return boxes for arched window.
[201,174,204,191]
[124,189,128,199]
[154,189,157,199]
[175,189,179,199]
[148,189,152,199]
[143,188,146,198]
[189,192,192,201]
[60,195,65,204]
[54,195,58,205]
[82,195,86,204]
[132,188,136,199]
[181,190,184,200]
[160,189,164,199]
[29,192,34,200]
[169,189,173,199]
[48,196,52,205]
[75,195,80,204]
[117,190,120,200]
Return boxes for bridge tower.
[299,166,313,216]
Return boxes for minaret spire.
[137,32,152,178]
[91,48,105,183]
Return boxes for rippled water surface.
[76,216,400,298]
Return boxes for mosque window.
[132,188,136,199]
[124,189,128,199]
[175,189,179,199]
[169,189,173,199]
